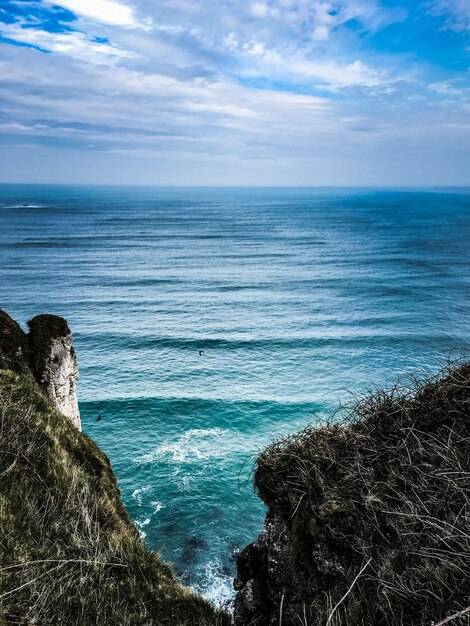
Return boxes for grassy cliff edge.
[235,362,470,626]
[0,310,230,626]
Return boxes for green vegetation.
[253,362,470,625]
[0,310,31,375]
[0,313,230,625]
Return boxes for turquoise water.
[1,185,469,605]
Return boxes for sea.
[1,185,469,607]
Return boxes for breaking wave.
[134,428,232,465]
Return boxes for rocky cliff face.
[28,316,81,430]
[234,514,297,626]
[0,309,81,430]
[234,510,349,626]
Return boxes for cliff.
[0,309,81,429]
[2,307,469,626]
[234,363,470,626]
[28,314,81,429]
[0,309,230,626]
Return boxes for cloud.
[0,21,134,63]
[0,0,469,184]
[132,0,404,93]
[245,0,390,40]
[42,0,143,28]
[134,0,403,62]
[300,59,389,90]
[0,40,337,163]
[429,0,470,31]
[224,37,398,91]
[429,80,467,97]
[251,3,269,19]
[1,0,402,91]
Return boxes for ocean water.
[1,185,469,606]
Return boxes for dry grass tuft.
[254,360,470,626]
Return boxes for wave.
[131,485,164,539]
[79,332,457,353]
[2,204,45,209]
[191,557,235,609]
[131,485,151,504]
[110,278,183,287]
[134,428,231,465]
[80,397,323,434]
[4,241,81,249]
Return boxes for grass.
[0,369,231,625]
[251,361,470,626]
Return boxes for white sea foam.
[178,475,191,493]
[5,204,45,209]
[192,558,235,609]
[132,497,163,539]
[135,517,151,539]
[131,485,151,504]
[134,428,231,465]
[136,517,151,528]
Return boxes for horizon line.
[1,183,470,190]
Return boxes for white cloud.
[0,22,134,64]
[145,0,403,92]
[312,25,331,41]
[429,80,466,96]
[0,0,468,185]
[0,42,335,159]
[42,0,147,28]
[429,0,470,31]
[291,58,390,89]
[251,2,269,18]
[224,37,396,91]
[246,0,391,41]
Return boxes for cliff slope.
[235,363,470,626]
[0,309,230,626]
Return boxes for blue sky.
[0,0,469,185]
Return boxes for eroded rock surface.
[28,314,81,430]
[234,513,314,626]
[37,334,80,429]
[0,309,81,430]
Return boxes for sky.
[0,0,469,185]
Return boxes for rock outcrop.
[28,314,81,430]
[0,309,81,430]
[234,514,295,626]
[234,363,470,626]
